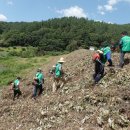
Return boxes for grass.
[0,55,50,86]
[0,46,68,87]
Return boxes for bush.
[0,48,4,51]
[66,41,78,52]
[8,50,19,56]
[36,47,45,56]
[22,48,26,51]
[13,46,16,49]
[8,47,37,58]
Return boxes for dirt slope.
[0,49,130,130]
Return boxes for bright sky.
[0,0,130,24]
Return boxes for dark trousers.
[93,68,104,84]
[93,73,103,83]
[13,89,22,100]
[33,84,43,97]
[38,84,43,96]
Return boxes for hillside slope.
[0,49,130,130]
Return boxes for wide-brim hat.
[97,50,103,54]
[37,68,42,72]
[58,57,65,63]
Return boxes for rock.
[100,108,109,121]
[97,116,104,127]
[36,127,43,130]
[108,118,115,129]
[75,106,84,112]
[40,110,47,116]
[81,116,89,124]
[79,128,84,130]
[117,115,129,127]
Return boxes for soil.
[0,49,130,130]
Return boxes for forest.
[0,17,130,53]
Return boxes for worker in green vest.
[11,77,22,101]
[32,68,44,99]
[52,57,66,92]
[100,46,113,66]
[119,31,130,68]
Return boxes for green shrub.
[45,51,68,56]
[20,48,37,58]
[8,47,37,58]
[22,48,26,51]
[8,50,19,56]
[13,46,16,49]
[0,48,4,51]
[66,41,78,52]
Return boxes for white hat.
[97,50,103,54]
[37,68,42,72]
[58,57,65,63]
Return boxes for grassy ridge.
[0,54,50,86]
[0,46,67,86]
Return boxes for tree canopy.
[0,17,130,52]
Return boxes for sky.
[0,0,130,24]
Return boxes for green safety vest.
[55,63,62,77]
[36,72,44,85]
[101,46,111,55]
[13,79,20,90]
[120,36,130,52]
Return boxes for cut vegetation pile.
[0,49,130,130]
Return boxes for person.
[49,65,56,76]
[100,46,113,66]
[119,31,130,68]
[52,57,66,92]
[32,68,44,99]
[11,77,22,101]
[92,53,104,84]
[97,50,105,64]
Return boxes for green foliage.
[8,47,37,58]
[66,40,78,52]
[0,18,130,51]
[0,55,50,86]
[22,48,26,51]
[13,46,16,49]
[44,51,68,56]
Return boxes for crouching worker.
[11,77,22,101]
[92,53,104,84]
[52,57,66,92]
[32,68,44,99]
[100,46,113,66]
